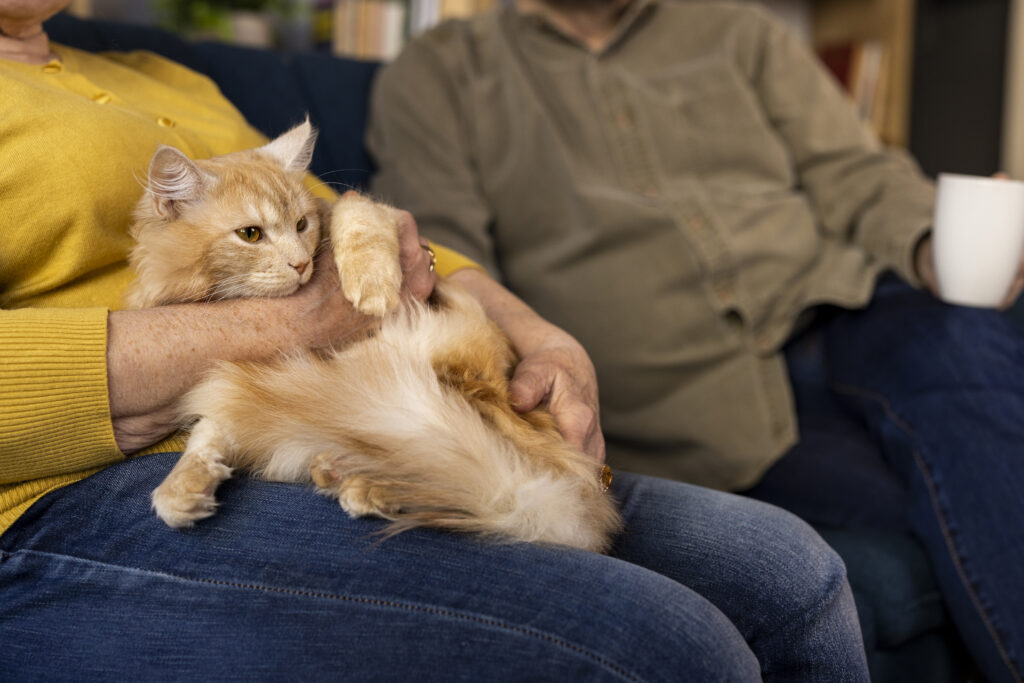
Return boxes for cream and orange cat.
[125,120,620,552]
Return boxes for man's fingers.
[553,398,595,442]
[550,392,606,464]
[509,366,547,412]
[1002,269,1024,309]
[513,364,606,463]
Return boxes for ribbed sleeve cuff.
[0,307,123,483]
[431,241,485,278]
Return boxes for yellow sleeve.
[0,308,123,484]
[430,242,485,278]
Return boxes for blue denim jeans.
[1,453,867,681]
[764,276,1024,683]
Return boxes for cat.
[125,120,621,553]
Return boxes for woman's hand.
[394,207,438,303]
[448,268,606,464]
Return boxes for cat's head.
[126,119,324,308]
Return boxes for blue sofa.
[44,11,975,681]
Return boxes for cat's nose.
[291,260,309,276]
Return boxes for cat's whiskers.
[305,169,367,196]
[131,169,149,193]
[209,270,300,300]
[207,273,264,301]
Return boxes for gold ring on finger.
[422,244,436,273]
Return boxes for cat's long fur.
[126,121,621,552]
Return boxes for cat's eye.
[296,216,308,233]
[236,226,263,243]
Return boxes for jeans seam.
[2,548,643,683]
[832,382,1023,683]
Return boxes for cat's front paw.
[338,264,402,318]
[151,456,233,528]
[152,484,218,528]
[329,195,403,317]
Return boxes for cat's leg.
[310,453,397,519]
[327,193,403,317]
[152,418,235,527]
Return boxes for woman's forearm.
[107,297,299,422]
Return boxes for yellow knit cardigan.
[0,45,475,535]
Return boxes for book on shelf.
[331,0,497,61]
[817,40,891,141]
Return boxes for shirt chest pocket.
[645,57,790,179]
[652,57,767,131]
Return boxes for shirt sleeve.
[0,307,124,484]
[745,7,935,286]
[367,33,500,278]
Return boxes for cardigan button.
[41,62,62,73]
[92,92,112,104]
[157,116,176,128]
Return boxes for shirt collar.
[514,0,660,56]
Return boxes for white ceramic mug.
[932,173,1024,308]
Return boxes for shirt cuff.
[0,307,123,483]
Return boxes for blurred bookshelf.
[327,0,497,61]
[810,0,916,148]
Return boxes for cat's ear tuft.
[147,145,210,218]
[259,117,317,173]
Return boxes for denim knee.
[827,287,1024,395]
[742,502,852,625]
[575,565,762,682]
[611,474,858,653]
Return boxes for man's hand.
[508,328,606,464]
[449,268,606,464]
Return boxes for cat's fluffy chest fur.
[125,121,620,552]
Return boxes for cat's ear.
[146,145,211,218]
[259,118,317,173]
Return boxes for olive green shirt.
[368,0,936,490]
